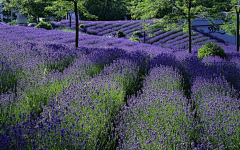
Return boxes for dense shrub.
[35,21,53,30]
[115,30,125,37]
[129,36,141,43]
[198,41,227,59]
[132,30,142,37]
[79,24,86,28]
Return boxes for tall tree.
[53,0,97,47]
[143,0,206,53]
[63,0,79,48]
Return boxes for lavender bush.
[191,76,240,149]
[115,66,194,149]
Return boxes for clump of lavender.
[115,65,194,149]
[191,76,240,149]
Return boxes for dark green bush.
[79,24,85,28]
[132,30,142,37]
[198,42,227,59]
[35,21,53,30]
[115,30,125,38]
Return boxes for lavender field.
[1,23,240,150]
[57,20,230,51]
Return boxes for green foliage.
[1,0,97,23]
[218,13,237,36]
[129,36,141,43]
[35,21,53,30]
[83,0,130,21]
[198,0,238,37]
[139,0,230,53]
[197,0,233,19]
[28,16,36,23]
[115,30,125,37]
[128,0,172,20]
[79,24,86,28]
[198,42,227,59]
[1,0,53,23]
[132,30,142,36]
[7,19,17,25]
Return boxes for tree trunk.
[70,14,72,27]
[237,11,239,52]
[188,0,192,53]
[74,0,79,48]
[143,20,145,43]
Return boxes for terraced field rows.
[57,20,230,51]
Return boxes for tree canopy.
[128,0,172,20]
[204,0,240,36]
[1,0,53,22]
[140,0,232,53]
[0,0,98,22]
[83,0,130,21]
[141,0,206,53]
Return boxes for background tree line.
[0,0,233,22]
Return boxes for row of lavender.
[57,20,232,51]
[1,25,240,149]
[0,25,237,57]
[0,25,174,57]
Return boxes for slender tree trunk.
[188,0,191,53]
[237,11,239,52]
[61,7,63,20]
[70,14,72,27]
[74,0,79,47]
[144,30,146,43]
